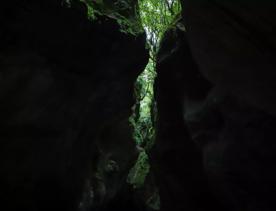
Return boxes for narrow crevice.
[127,1,182,209]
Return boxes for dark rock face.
[181,0,276,116]
[0,1,148,211]
[152,25,220,211]
[154,2,276,211]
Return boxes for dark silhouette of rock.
[152,24,221,211]
[0,1,148,210]
[153,1,276,211]
[182,0,276,116]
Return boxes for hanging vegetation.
[72,0,181,152]
[70,0,181,207]
[78,0,144,35]
[127,0,181,192]
[139,0,182,55]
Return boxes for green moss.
[81,0,144,35]
[127,150,150,189]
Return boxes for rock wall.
[182,0,276,116]
[154,1,276,211]
[152,24,221,211]
[0,1,148,211]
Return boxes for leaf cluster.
[139,0,181,56]
[82,0,144,35]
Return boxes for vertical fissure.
[127,0,182,209]
[71,0,182,208]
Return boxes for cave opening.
[77,0,182,209]
[61,0,183,210]
[2,1,276,211]
[127,0,182,209]
[64,0,182,209]
[131,0,182,149]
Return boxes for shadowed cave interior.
[1,0,276,211]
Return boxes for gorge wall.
[153,1,276,211]
[1,0,276,211]
[0,0,148,210]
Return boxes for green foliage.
[129,0,181,159]
[67,0,181,207]
[127,150,150,189]
[87,3,97,20]
[139,0,182,55]
[132,0,182,149]
[130,59,156,150]
[74,0,181,36]
[128,4,181,210]
[70,0,181,207]
[81,0,144,35]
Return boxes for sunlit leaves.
[128,2,181,195]
[131,0,181,148]
[139,0,181,56]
